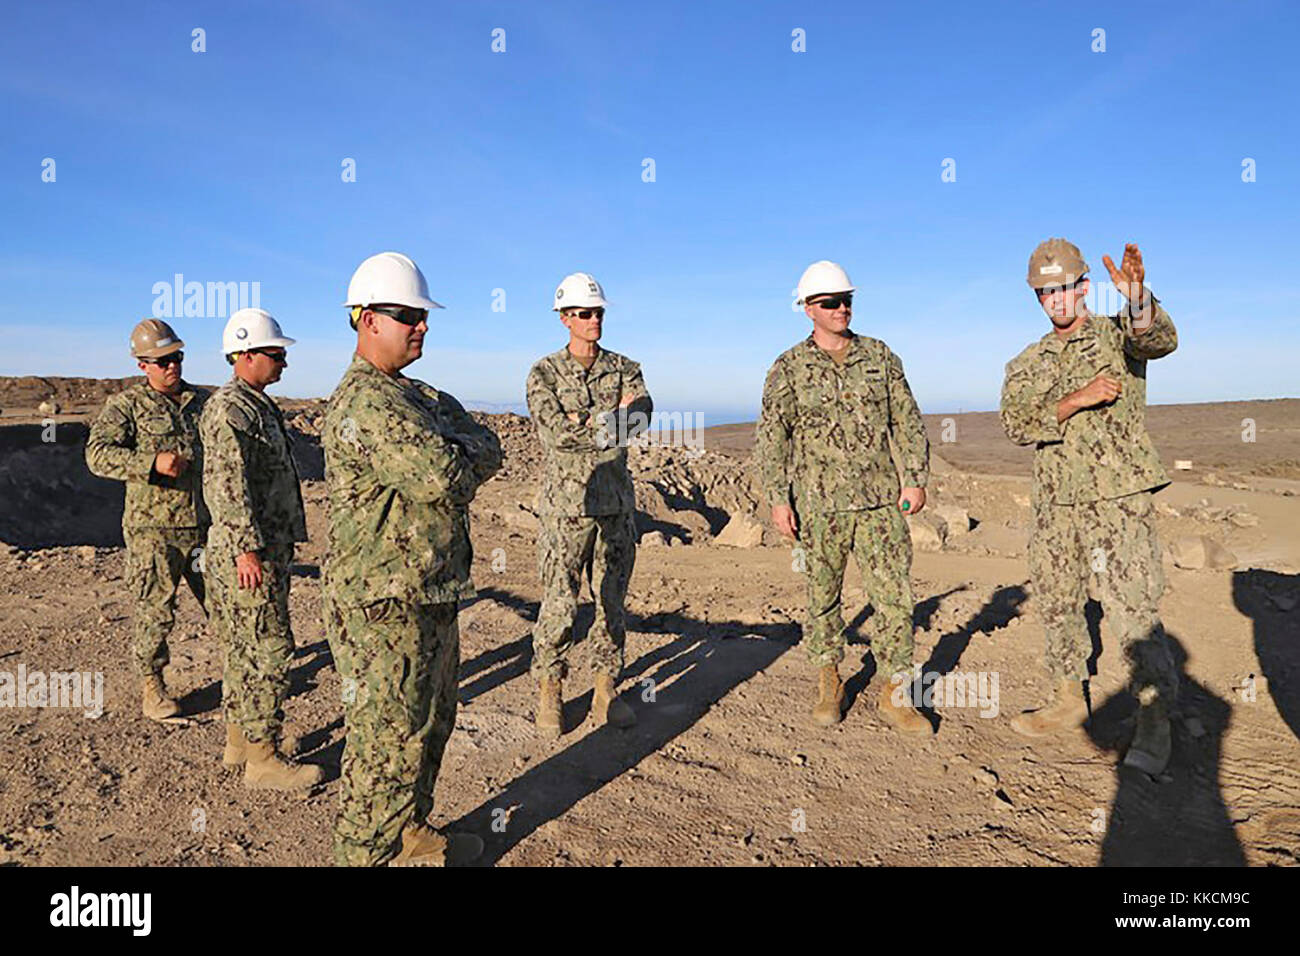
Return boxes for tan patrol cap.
[130,319,185,359]
[1027,238,1089,289]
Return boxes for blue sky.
[3,0,1297,424]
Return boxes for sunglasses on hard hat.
[369,305,429,327]
[566,308,605,320]
[248,348,288,363]
[810,294,852,310]
[144,352,184,368]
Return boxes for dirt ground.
[1,378,1298,867]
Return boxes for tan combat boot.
[389,823,484,867]
[141,674,181,721]
[1009,678,1089,737]
[1122,691,1172,775]
[243,739,323,791]
[222,724,246,766]
[223,725,299,767]
[877,678,932,735]
[536,677,563,738]
[592,672,636,729]
[811,664,845,726]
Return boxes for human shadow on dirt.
[840,585,1028,727]
[459,633,533,705]
[840,585,965,712]
[1086,630,1245,866]
[446,587,799,865]
[176,636,332,721]
[1231,569,1300,745]
[921,584,1029,677]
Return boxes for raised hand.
[1102,242,1146,305]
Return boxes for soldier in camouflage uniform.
[526,272,652,739]
[756,261,931,733]
[324,252,502,867]
[86,319,207,721]
[201,308,321,791]
[1001,239,1179,775]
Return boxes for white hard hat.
[795,260,856,305]
[553,272,608,311]
[222,308,296,356]
[344,252,444,311]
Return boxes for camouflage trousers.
[1029,490,1178,702]
[801,506,915,675]
[327,598,460,867]
[532,512,637,680]
[123,527,207,677]
[208,543,295,744]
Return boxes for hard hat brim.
[796,285,856,305]
[1026,272,1088,290]
[553,301,610,312]
[133,339,186,359]
[343,296,445,310]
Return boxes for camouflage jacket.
[199,376,307,557]
[1000,299,1177,506]
[756,334,929,516]
[85,381,209,530]
[322,354,503,609]
[526,347,653,517]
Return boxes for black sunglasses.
[144,352,184,368]
[810,294,852,310]
[566,308,605,320]
[248,348,287,363]
[369,305,429,327]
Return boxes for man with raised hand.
[1001,239,1179,775]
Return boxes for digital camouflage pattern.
[322,354,502,609]
[321,353,501,867]
[1002,299,1179,700]
[199,376,307,557]
[525,347,653,517]
[533,512,637,680]
[527,347,651,680]
[86,381,209,677]
[801,506,915,673]
[1030,491,1176,701]
[207,541,295,743]
[85,381,209,529]
[328,598,459,867]
[755,333,927,674]
[121,527,206,677]
[1000,301,1177,505]
[200,376,307,744]
[755,334,929,517]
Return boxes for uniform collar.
[228,374,275,409]
[801,332,864,364]
[1040,314,1099,353]
[350,352,434,400]
[560,345,607,376]
[137,380,197,408]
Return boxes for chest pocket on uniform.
[846,366,887,407]
[591,371,621,411]
[556,381,591,415]
[793,378,835,428]
[137,414,177,453]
